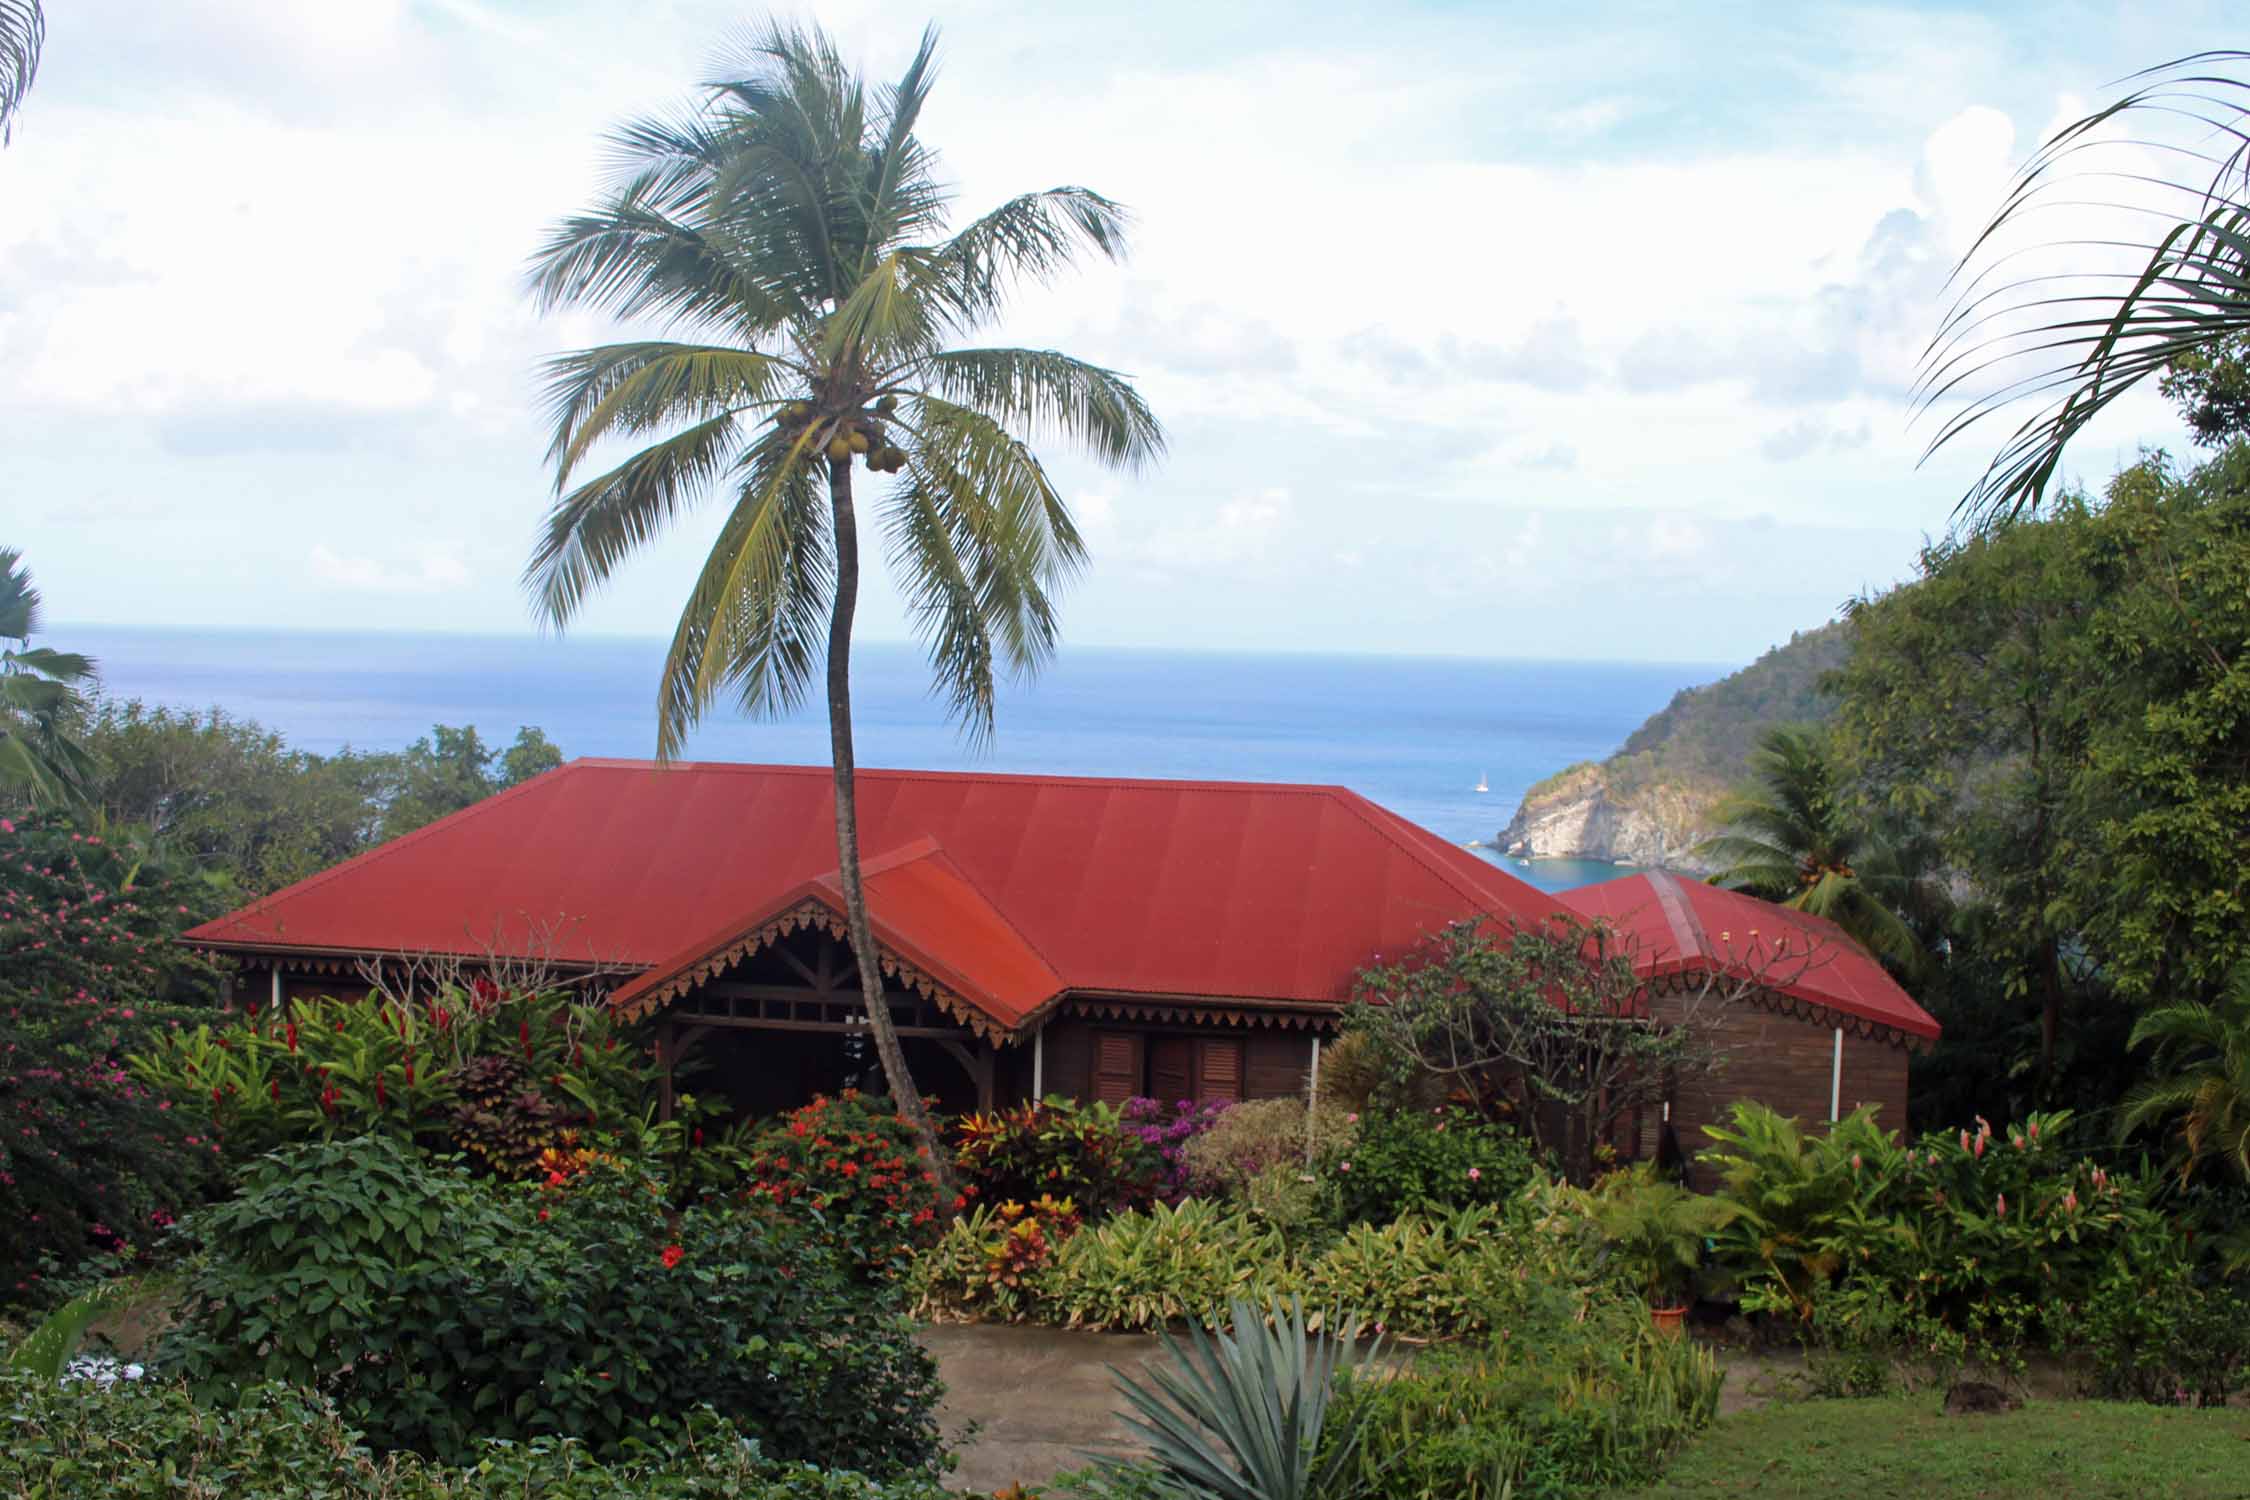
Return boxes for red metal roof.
[609,836,1066,1035]
[188,759,1564,1032]
[1561,870,1940,1041]
[188,760,1937,1044]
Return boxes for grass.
[1612,1394,2250,1498]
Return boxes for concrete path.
[919,1324,1865,1492]
[920,1323,1168,1494]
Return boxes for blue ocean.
[62,626,1727,895]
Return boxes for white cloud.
[0,0,2204,659]
[309,545,473,594]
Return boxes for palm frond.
[524,180,801,338]
[3,645,94,684]
[858,27,947,267]
[930,188,1133,330]
[654,426,832,757]
[878,397,1089,739]
[0,0,41,143]
[1918,52,2250,520]
[539,341,796,488]
[523,411,743,630]
[0,546,40,641]
[920,346,1166,471]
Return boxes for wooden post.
[1829,1027,1844,1123]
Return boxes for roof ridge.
[1327,787,1557,917]
[568,757,1363,798]
[811,837,1067,984]
[1643,871,1708,959]
[183,760,587,943]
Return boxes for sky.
[0,0,2229,664]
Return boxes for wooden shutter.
[1194,1037,1244,1103]
[1148,1037,1193,1106]
[1092,1031,1144,1107]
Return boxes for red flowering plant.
[741,1091,946,1279]
[952,1097,1164,1217]
[0,816,232,1304]
[129,982,654,1176]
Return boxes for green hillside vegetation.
[1520,623,1848,808]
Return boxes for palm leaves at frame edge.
[2119,965,2250,1181]
[0,0,40,144]
[1918,50,2250,522]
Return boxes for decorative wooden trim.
[613,898,1019,1046]
[1646,970,1927,1052]
[1061,997,1340,1033]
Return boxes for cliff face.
[1498,622,1851,871]
[1497,761,1719,872]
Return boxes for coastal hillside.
[1499,623,1849,871]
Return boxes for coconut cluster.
[777,393,908,474]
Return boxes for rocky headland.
[1498,622,1850,871]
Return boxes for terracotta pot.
[1650,1305,1688,1336]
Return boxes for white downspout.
[1829,1027,1844,1123]
[1307,1033,1323,1158]
[1032,1027,1045,1102]
[271,967,283,1013]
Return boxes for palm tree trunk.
[823,454,958,1198]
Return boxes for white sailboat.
[1474,770,1489,793]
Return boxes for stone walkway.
[922,1324,1811,1493]
[920,1324,1169,1494]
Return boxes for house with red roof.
[184,759,1936,1149]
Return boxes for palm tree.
[1696,724,1929,974]
[0,548,96,807]
[2121,966,2250,1182]
[1920,50,2250,519]
[1,0,41,142]
[523,22,1163,1169]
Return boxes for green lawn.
[1614,1395,2250,1498]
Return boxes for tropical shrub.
[952,1097,1163,1216]
[0,987,223,1304]
[742,1091,946,1278]
[920,1184,1621,1341]
[0,1371,949,1498]
[1706,1101,2178,1360]
[0,814,232,1006]
[130,982,652,1173]
[1041,1198,1294,1331]
[1118,1095,1233,1203]
[1579,1165,1739,1308]
[909,1195,1082,1322]
[2078,1238,2250,1406]
[1329,1105,1541,1224]
[158,1136,946,1475]
[1181,1097,1354,1197]
[1326,1298,1724,1500]
[1698,1101,1905,1316]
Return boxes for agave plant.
[1089,1295,1382,1500]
